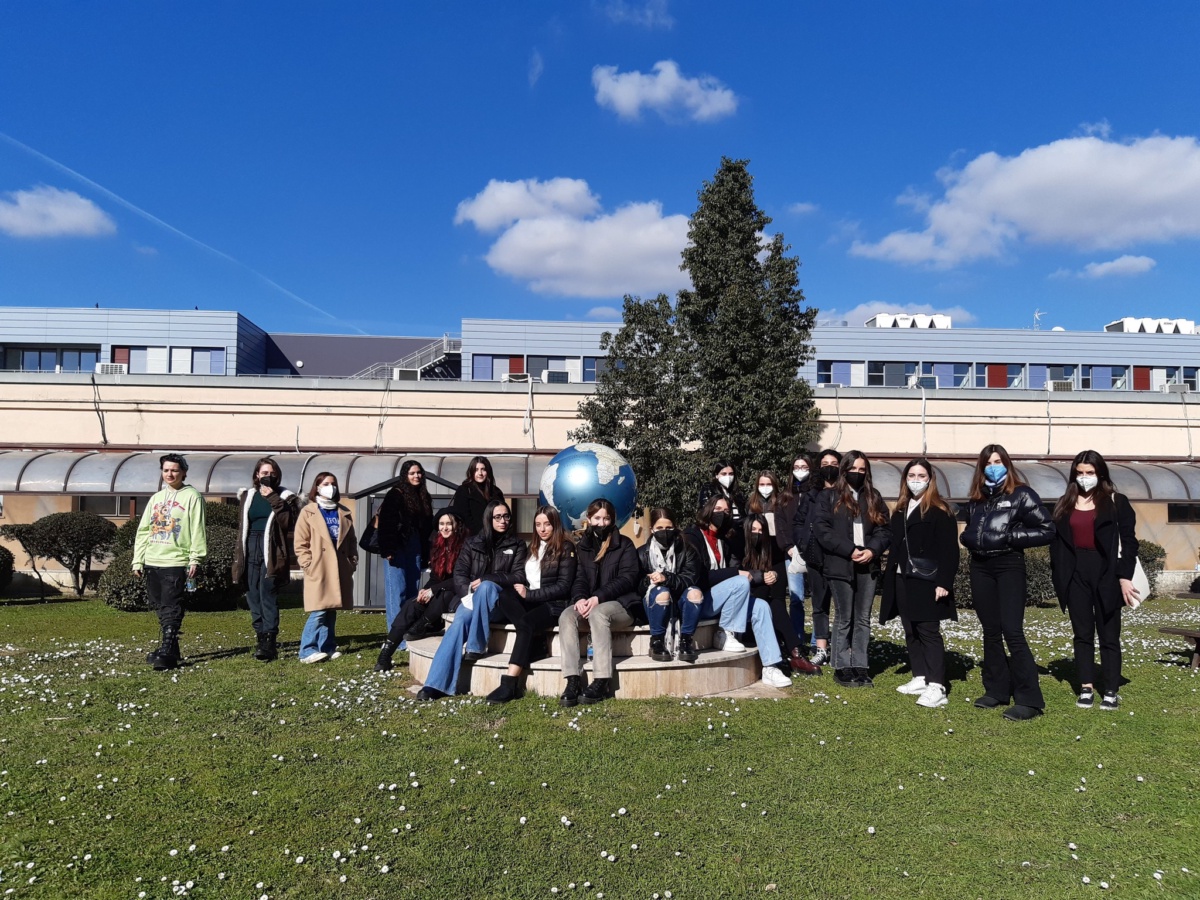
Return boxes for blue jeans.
[300,611,337,658]
[699,577,782,667]
[384,532,422,638]
[643,586,675,636]
[787,569,806,641]
[423,606,474,695]
[463,581,503,655]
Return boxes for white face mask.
[1076,475,1098,492]
[793,468,809,483]
[318,484,337,500]
[717,474,734,489]
[758,485,773,499]
[907,479,929,497]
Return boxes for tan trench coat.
[293,502,358,612]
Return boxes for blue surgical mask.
[984,464,1007,484]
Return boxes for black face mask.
[748,532,763,549]
[710,511,728,531]
[820,465,840,486]
[845,471,866,490]
[588,523,612,542]
[653,529,677,548]
[260,475,279,489]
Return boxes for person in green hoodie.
[133,453,207,670]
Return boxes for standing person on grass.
[294,473,357,663]
[133,453,207,671]
[960,444,1055,721]
[697,461,747,544]
[416,500,528,701]
[779,455,815,655]
[1050,450,1139,712]
[637,507,701,663]
[814,450,891,689]
[484,506,578,705]
[557,498,642,707]
[376,460,431,635]
[450,456,506,537]
[881,459,959,709]
[744,514,821,676]
[796,449,842,667]
[232,457,301,663]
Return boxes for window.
[471,354,493,381]
[921,362,970,388]
[61,349,99,373]
[867,361,917,387]
[1082,365,1129,390]
[583,357,609,382]
[976,364,1021,388]
[1168,503,1200,523]
[527,356,568,378]
[22,349,58,371]
[192,348,227,375]
[77,495,148,518]
[1165,366,1199,390]
[817,360,855,385]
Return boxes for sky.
[2,1,1199,337]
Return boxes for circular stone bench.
[405,615,763,699]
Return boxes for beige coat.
[294,502,358,612]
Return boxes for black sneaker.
[1099,692,1120,711]
[462,649,487,662]
[1076,689,1095,709]
[833,668,857,688]
[649,635,673,662]
[677,634,698,663]
[416,686,447,702]
[1002,704,1043,721]
[581,677,614,705]
[559,675,583,707]
[974,695,1006,709]
[853,667,874,687]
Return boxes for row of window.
[471,354,609,382]
[3,347,100,373]
[817,361,1200,391]
[2,346,228,375]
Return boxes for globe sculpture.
[538,443,638,529]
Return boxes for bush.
[953,545,1057,609]
[205,501,241,531]
[112,519,138,554]
[31,511,117,595]
[98,525,242,613]
[97,550,148,611]
[0,544,13,595]
[1139,540,1166,599]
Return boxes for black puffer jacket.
[682,524,743,592]
[452,532,529,599]
[960,485,1055,557]
[526,545,578,613]
[572,532,642,615]
[790,485,828,566]
[636,536,702,599]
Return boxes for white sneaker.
[896,676,927,695]
[300,652,329,664]
[328,651,342,661]
[916,683,948,708]
[715,630,747,653]
[760,666,793,689]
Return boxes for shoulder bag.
[903,508,939,582]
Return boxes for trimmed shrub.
[953,545,1057,609]
[1139,540,1166,599]
[97,550,148,611]
[112,519,138,554]
[205,501,240,531]
[98,524,241,613]
[0,544,13,595]
[32,511,117,595]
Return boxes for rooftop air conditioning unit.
[501,372,532,383]
[1164,383,1190,394]
[96,363,127,375]
[913,375,938,389]
[819,382,844,388]
[541,370,570,384]
[1048,380,1074,392]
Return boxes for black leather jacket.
[636,537,702,599]
[960,485,1055,557]
[452,532,529,599]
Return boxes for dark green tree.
[574,157,820,516]
[0,522,53,600]
[29,511,117,596]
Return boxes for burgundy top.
[1069,507,1097,550]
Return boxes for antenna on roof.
[1033,309,1044,331]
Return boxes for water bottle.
[586,636,594,660]
[185,575,197,593]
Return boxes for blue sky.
[2,1,1199,336]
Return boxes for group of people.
[131,445,1142,719]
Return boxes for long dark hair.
[817,449,842,488]
[530,504,569,566]
[742,513,775,570]
[399,459,433,519]
[429,511,468,581]
[648,506,684,554]
[1053,450,1116,520]
[894,457,952,517]
[833,451,889,526]
[579,497,618,561]
[697,494,731,532]
[252,456,282,488]
[479,500,511,547]
[967,443,1028,501]
[746,471,781,515]
[463,456,498,500]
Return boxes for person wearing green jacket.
[133,453,207,670]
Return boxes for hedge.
[0,544,13,596]
[98,525,241,613]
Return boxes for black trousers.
[1066,548,1123,695]
[764,594,802,655]
[245,531,279,635]
[809,568,831,642]
[491,591,558,671]
[969,552,1044,709]
[145,565,186,630]
[902,617,946,687]
[384,589,454,645]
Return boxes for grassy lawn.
[0,598,1197,899]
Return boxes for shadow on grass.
[1046,656,1131,691]
[0,594,87,606]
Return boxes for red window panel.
[1133,367,1151,391]
[986,364,1008,388]
[509,356,525,374]
[112,347,130,365]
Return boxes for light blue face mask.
[984,464,1008,484]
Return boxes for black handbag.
[359,513,382,554]
[903,510,939,582]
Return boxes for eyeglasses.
[492,514,512,521]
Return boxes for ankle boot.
[263,631,278,662]
[149,626,180,670]
[677,633,698,663]
[649,635,672,662]
[559,675,583,707]
[486,674,522,705]
[374,640,397,672]
[581,677,614,705]
[253,633,270,661]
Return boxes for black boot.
[677,633,698,663]
[253,633,271,661]
[375,639,397,672]
[148,626,180,670]
[559,675,583,707]
[486,674,522,705]
[263,632,278,662]
[649,635,673,662]
[581,677,614,705]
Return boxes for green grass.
[0,598,1197,899]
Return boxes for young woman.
[374,511,468,672]
[1050,451,1139,711]
[697,461,747,539]
[795,449,842,666]
[377,460,432,633]
[417,500,528,700]
[880,459,959,708]
[682,497,793,689]
[960,444,1055,721]
[294,472,357,663]
[450,456,506,536]
[232,457,301,662]
[484,506,578,704]
[636,507,701,662]
[557,499,641,706]
[744,514,820,676]
[814,451,891,689]
[779,455,814,649]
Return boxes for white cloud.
[0,185,116,238]
[454,178,600,232]
[788,202,818,216]
[133,243,158,256]
[818,301,978,328]
[1081,255,1157,278]
[528,49,544,87]
[586,305,622,320]
[456,177,690,298]
[592,60,737,123]
[851,134,1200,268]
[597,0,674,29]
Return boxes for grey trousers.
[558,601,634,679]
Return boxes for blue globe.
[538,443,638,530]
